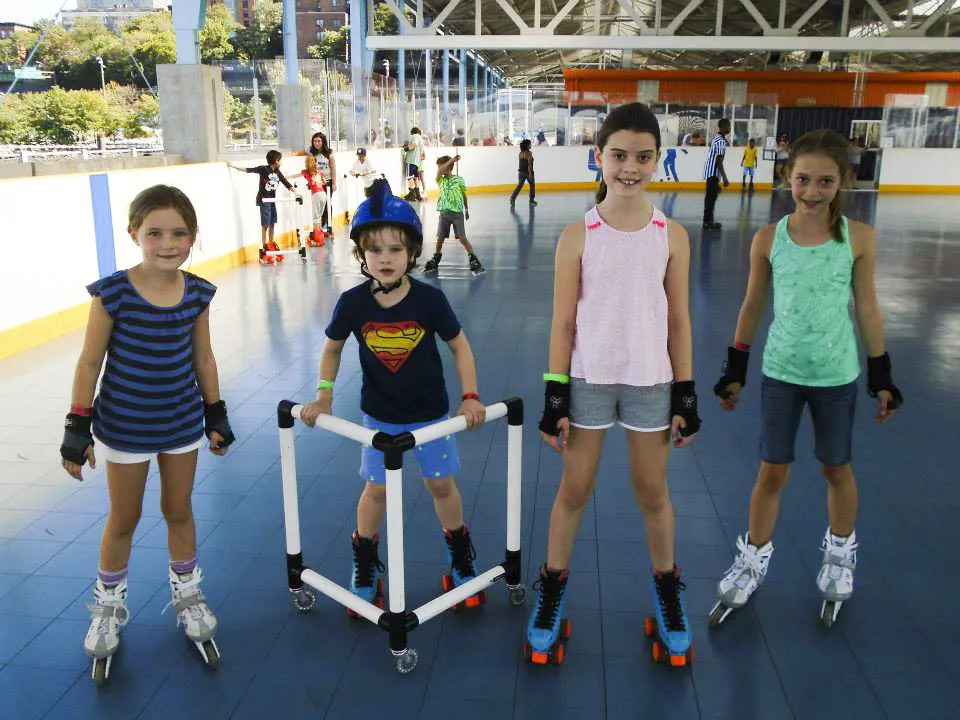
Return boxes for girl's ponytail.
[596,179,608,203]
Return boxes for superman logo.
[362,321,425,373]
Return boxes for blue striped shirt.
[88,270,216,452]
[703,134,727,180]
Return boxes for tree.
[233,0,283,60]
[306,27,348,62]
[0,93,29,142]
[122,13,176,88]
[200,3,239,64]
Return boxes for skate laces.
[822,533,858,570]
[654,569,687,632]
[87,583,129,630]
[733,535,772,578]
[445,528,477,578]
[353,536,384,588]
[531,568,567,630]
[163,569,210,621]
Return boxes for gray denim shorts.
[437,210,466,240]
[569,378,672,432]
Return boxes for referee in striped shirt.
[702,118,730,230]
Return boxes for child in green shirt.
[422,155,485,275]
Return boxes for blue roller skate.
[524,565,571,665]
[347,531,385,618]
[441,525,486,610]
[643,566,694,667]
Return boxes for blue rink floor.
[1,188,958,719]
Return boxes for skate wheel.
[92,657,109,687]
[202,640,220,670]
[527,643,550,665]
[708,602,732,628]
[463,590,487,609]
[820,600,838,629]
[643,615,656,638]
[560,618,572,640]
[346,607,360,619]
[651,640,665,664]
[508,585,527,606]
[442,574,454,593]
[552,642,566,665]
[395,648,418,674]
[669,650,688,668]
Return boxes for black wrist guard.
[671,381,701,437]
[866,353,903,410]
[713,346,750,399]
[203,401,236,449]
[61,413,93,465]
[538,381,571,436]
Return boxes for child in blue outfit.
[300,179,488,610]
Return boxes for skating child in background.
[710,129,902,629]
[350,147,379,198]
[509,139,537,208]
[301,155,328,246]
[422,155,484,275]
[308,132,337,231]
[228,151,300,262]
[60,184,235,685]
[528,103,700,667]
[741,138,759,191]
[299,179,488,611]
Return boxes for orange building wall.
[564,70,960,107]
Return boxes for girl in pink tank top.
[524,103,701,669]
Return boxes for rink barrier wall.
[1,146,958,358]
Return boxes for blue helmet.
[350,178,423,254]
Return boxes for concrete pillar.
[277,85,312,152]
[157,64,225,162]
[172,0,206,65]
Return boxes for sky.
[0,0,76,27]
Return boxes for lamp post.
[95,55,106,96]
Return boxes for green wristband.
[316,379,334,391]
[543,373,570,384]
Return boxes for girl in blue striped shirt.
[60,185,235,685]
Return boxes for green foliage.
[306,26,349,62]
[200,3,239,64]
[232,0,283,61]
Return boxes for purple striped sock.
[170,557,197,576]
[98,567,128,588]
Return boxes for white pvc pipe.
[302,568,384,625]
[385,466,405,613]
[290,405,378,447]
[506,422,523,552]
[413,567,504,624]
[409,402,507,447]
[279,425,301,555]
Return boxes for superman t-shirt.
[325,278,462,423]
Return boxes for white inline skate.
[84,578,130,686]
[817,529,858,628]
[165,566,220,668]
[708,534,774,628]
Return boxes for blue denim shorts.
[759,375,857,466]
[360,414,461,484]
[259,202,278,228]
[569,378,671,432]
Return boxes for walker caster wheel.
[508,585,527,606]
[292,589,315,612]
[395,648,418,674]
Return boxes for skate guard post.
[276,397,527,673]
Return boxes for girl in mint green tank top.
[708,130,903,630]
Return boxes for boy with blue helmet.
[301,179,489,611]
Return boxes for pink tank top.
[569,206,674,387]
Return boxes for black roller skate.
[347,531,385,618]
[441,525,486,610]
[423,253,441,274]
[644,566,694,667]
[524,565,571,665]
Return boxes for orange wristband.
[461,392,480,401]
[70,405,93,417]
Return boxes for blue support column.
[459,49,467,134]
[281,0,298,84]
[484,68,489,115]
[442,49,450,140]
[349,0,370,97]
[473,54,479,116]
[399,49,406,104]
[424,50,432,133]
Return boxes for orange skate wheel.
[552,643,566,665]
[651,640,664,664]
[643,616,656,638]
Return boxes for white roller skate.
[84,578,130,686]
[708,534,774,627]
[165,566,220,668]
[817,529,858,628]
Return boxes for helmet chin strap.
[372,277,404,294]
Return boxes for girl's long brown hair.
[783,129,853,242]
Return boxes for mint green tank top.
[761,215,860,387]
